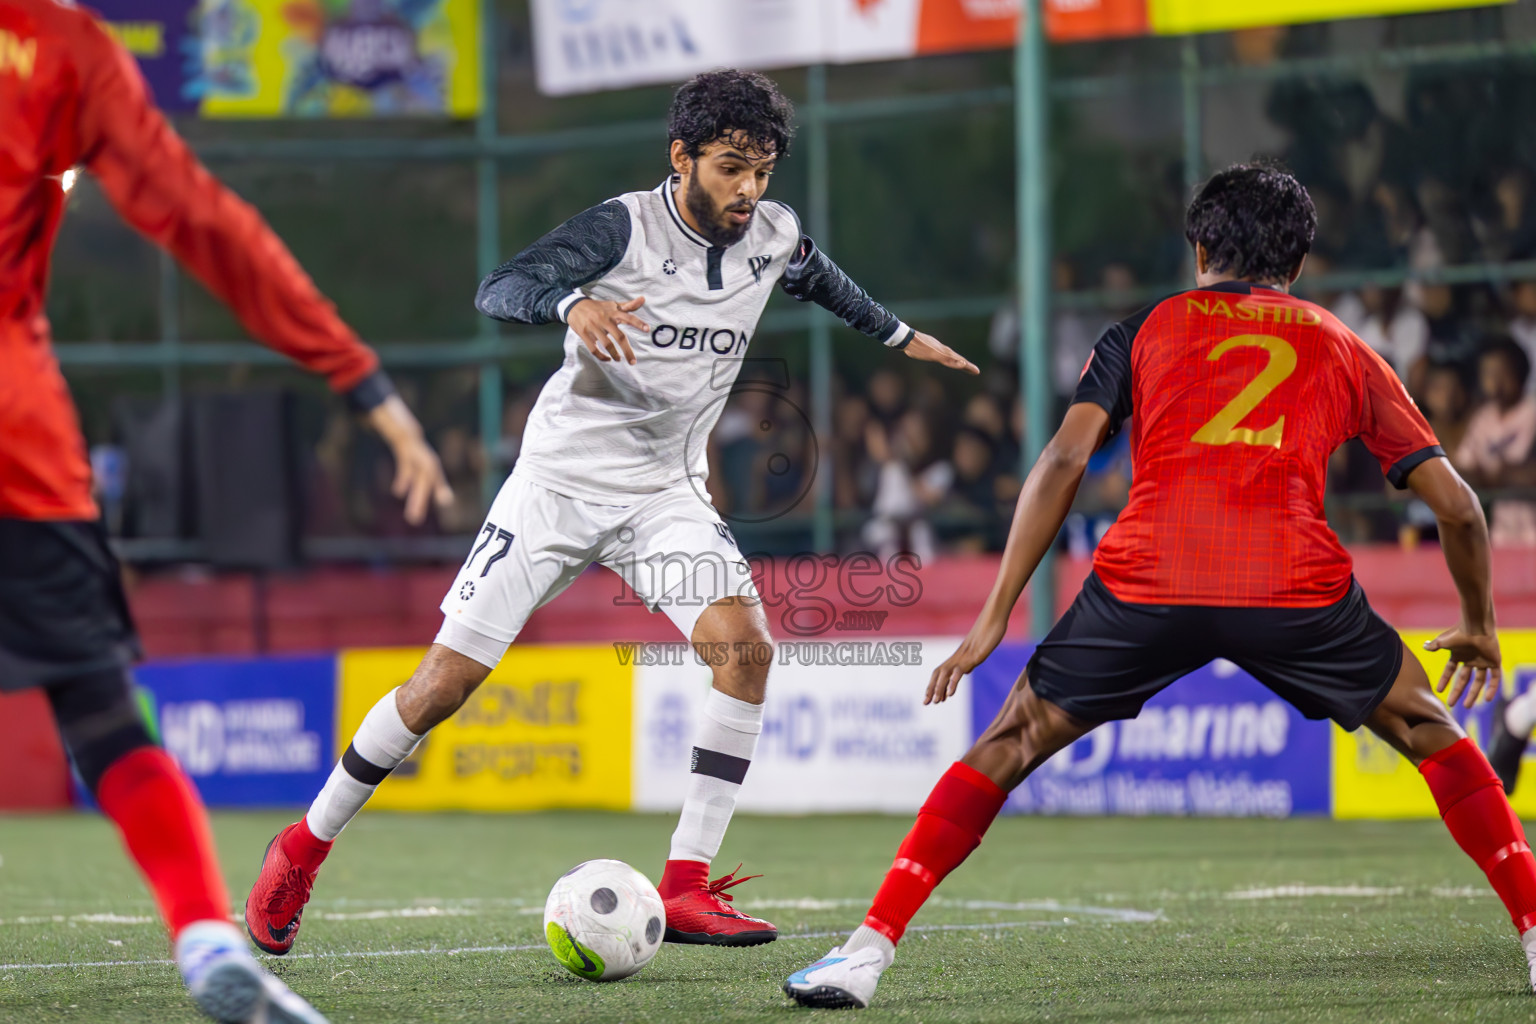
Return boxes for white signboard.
[632,636,973,813]
[529,0,1016,96]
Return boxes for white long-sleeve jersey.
[475,177,913,503]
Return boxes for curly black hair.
[668,69,795,163]
[1185,163,1317,284]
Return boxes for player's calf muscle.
[1364,648,1464,765]
[397,644,493,733]
[964,679,1089,790]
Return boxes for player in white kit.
[245,69,978,951]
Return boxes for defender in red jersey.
[786,165,1535,1009]
[0,1,450,1020]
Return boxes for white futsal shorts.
[437,473,758,662]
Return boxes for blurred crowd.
[287,19,1536,558]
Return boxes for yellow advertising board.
[1150,0,1511,35]
[1333,630,1536,819]
[198,0,480,118]
[336,646,631,811]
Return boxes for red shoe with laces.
[660,861,777,946]
[244,822,329,955]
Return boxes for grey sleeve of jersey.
[474,201,632,324]
[779,236,914,348]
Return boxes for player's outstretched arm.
[779,237,977,375]
[1408,457,1501,707]
[75,22,451,525]
[475,202,646,364]
[926,402,1111,705]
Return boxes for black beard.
[685,173,752,247]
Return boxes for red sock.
[280,817,334,873]
[864,761,1007,945]
[95,747,229,938]
[1420,737,1536,934]
[659,859,709,900]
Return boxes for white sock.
[1508,691,1536,739]
[842,924,896,961]
[1523,927,1536,990]
[305,688,422,841]
[668,688,763,864]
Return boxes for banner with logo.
[972,643,1333,817]
[632,638,971,813]
[1146,0,1511,35]
[337,646,631,811]
[530,0,1507,96]
[530,0,1024,97]
[136,655,335,806]
[191,0,480,117]
[95,0,203,112]
[1332,631,1536,819]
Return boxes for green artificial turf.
[1,811,1533,1022]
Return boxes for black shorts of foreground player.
[785,163,1536,1009]
[246,69,979,957]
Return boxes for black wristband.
[344,368,397,413]
[889,326,916,351]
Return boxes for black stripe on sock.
[342,743,393,786]
[690,746,750,784]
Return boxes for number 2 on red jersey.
[1191,334,1298,449]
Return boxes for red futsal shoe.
[662,863,778,946]
[244,823,326,955]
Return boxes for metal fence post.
[476,0,503,505]
[158,249,181,401]
[806,64,834,555]
[1019,0,1054,639]
[1181,36,1203,284]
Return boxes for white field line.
[0,918,1128,973]
[1223,884,1496,901]
[736,897,1161,923]
[1225,885,1404,900]
[4,897,1158,926]
[0,907,481,927]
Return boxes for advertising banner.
[632,637,971,813]
[136,655,335,806]
[1333,630,1536,819]
[530,0,1024,97]
[94,0,202,112]
[530,0,1508,95]
[971,642,1333,818]
[1147,0,1511,35]
[337,646,631,811]
[1046,0,1148,42]
[195,0,480,117]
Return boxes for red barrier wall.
[0,690,71,810]
[126,546,1536,658]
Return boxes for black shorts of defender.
[1027,573,1403,731]
[0,519,141,691]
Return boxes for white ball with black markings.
[543,859,665,981]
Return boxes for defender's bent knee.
[46,668,157,794]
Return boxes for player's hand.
[926,614,1007,705]
[366,395,454,526]
[1425,625,1502,708]
[903,331,979,376]
[568,296,648,365]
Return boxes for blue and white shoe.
[783,944,892,1009]
[176,920,330,1023]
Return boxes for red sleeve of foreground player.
[70,13,380,393]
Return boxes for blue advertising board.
[134,655,335,806]
[971,642,1332,817]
